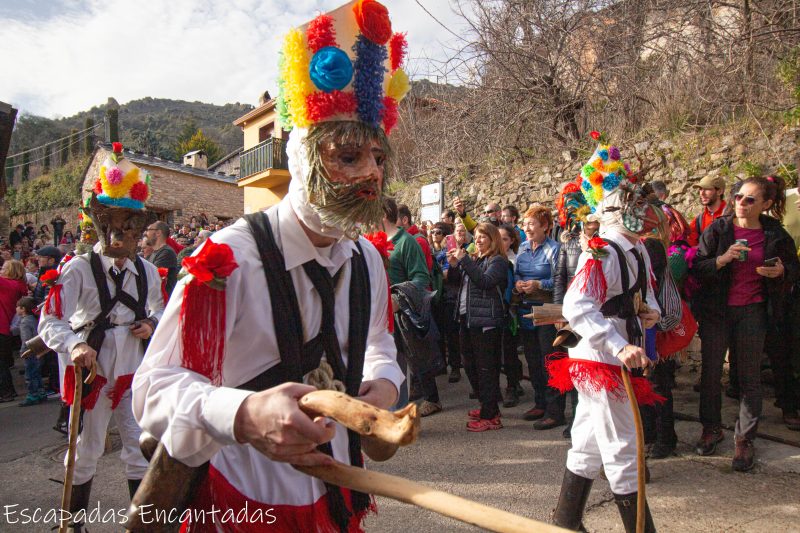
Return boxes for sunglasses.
[430,230,444,235]
[734,193,757,206]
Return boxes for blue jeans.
[25,354,44,397]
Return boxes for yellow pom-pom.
[593,187,604,202]
[387,68,411,102]
[281,28,314,129]
[101,166,140,199]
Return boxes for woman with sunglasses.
[692,175,799,471]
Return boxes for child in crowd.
[16,296,43,406]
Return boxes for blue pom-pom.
[97,194,145,210]
[353,35,387,127]
[602,173,620,191]
[599,149,609,161]
[309,47,354,93]
[581,179,592,192]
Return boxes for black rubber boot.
[69,478,93,532]
[128,478,142,500]
[614,491,656,533]
[552,469,593,531]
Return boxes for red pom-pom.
[389,32,407,71]
[353,0,392,45]
[381,97,399,134]
[93,178,103,194]
[307,14,338,52]
[129,181,149,201]
[40,270,60,286]
[305,90,358,122]
[590,131,601,141]
[112,142,123,153]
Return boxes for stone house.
[80,143,243,226]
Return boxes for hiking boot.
[732,436,755,472]
[469,408,501,420]
[18,394,42,407]
[523,407,545,421]
[552,469,593,531]
[502,387,520,408]
[648,441,676,460]
[534,417,566,430]
[418,401,442,417]
[466,416,502,432]
[783,410,800,431]
[695,427,723,456]
[448,368,461,383]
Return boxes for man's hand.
[357,378,398,410]
[70,342,97,369]
[616,344,651,370]
[453,197,466,217]
[638,308,660,329]
[130,320,154,340]
[233,382,336,467]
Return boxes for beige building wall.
[242,113,284,150]
[243,181,289,214]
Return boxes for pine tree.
[173,128,222,164]
[22,151,30,181]
[43,144,52,174]
[84,118,94,155]
[60,137,69,165]
[70,128,79,158]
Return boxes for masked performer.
[133,2,408,531]
[547,132,663,532]
[38,142,165,531]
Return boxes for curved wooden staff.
[59,363,96,533]
[298,391,570,533]
[619,367,646,533]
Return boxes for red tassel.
[385,273,393,334]
[108,373,134,410]
[180,280,227,385]
[62,365,107,410]
[307,14,337,52]
[569,258,607,302]
[545,357,665,406]
[389,32,407,71]
[381,97,399,135]
[157,267,169,306]
[44,284,63,319]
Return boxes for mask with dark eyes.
[85,194,154,259]
[614,182,658,235]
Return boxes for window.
[258,124,273,143]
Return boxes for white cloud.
[0,0,467,118]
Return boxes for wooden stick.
[59,369,84,533]
[297,463,571,533]
[619,367,645,533]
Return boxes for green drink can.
[735,239,748,261]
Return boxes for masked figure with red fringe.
[38,142,164,532]
[548,132,663,533]
[132,2,407,532]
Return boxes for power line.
[7,122,102,159]
[5,129,96,170]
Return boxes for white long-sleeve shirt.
[562,230,660,366]
[132,200,402,505]
[38,243,165,381]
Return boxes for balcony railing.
[239,137,288,179]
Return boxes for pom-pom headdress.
[93,143,152,210]
[579,131,629,212]
[277,0,410,135]
[557,176,592,234]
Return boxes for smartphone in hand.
[763,257,779,267]
[445,234,457,252]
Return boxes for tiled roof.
[97,142,237,184]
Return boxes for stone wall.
[394,121,800,222]
[10,205,79,238]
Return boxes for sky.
[0,0,469,119]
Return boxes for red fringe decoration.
[157,267,169,306]
[62,365,108,410]
[108,373,134,410]
[180,280,226,385]
[307,14,337,52]
[569,258,607,302]
[182,464,375,533]
[389,32,407,71]
[545,355,665,406]
[386,272,394,334]
[381,97,399,135]
[44,283,63,319]
[93,179,103,195]
[306,90,359,122]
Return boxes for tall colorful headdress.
[92,142,152,210]
[579,131,632,211]
[276,0,411,135]
[557,176,592,233]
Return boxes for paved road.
[1,362,799,532]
